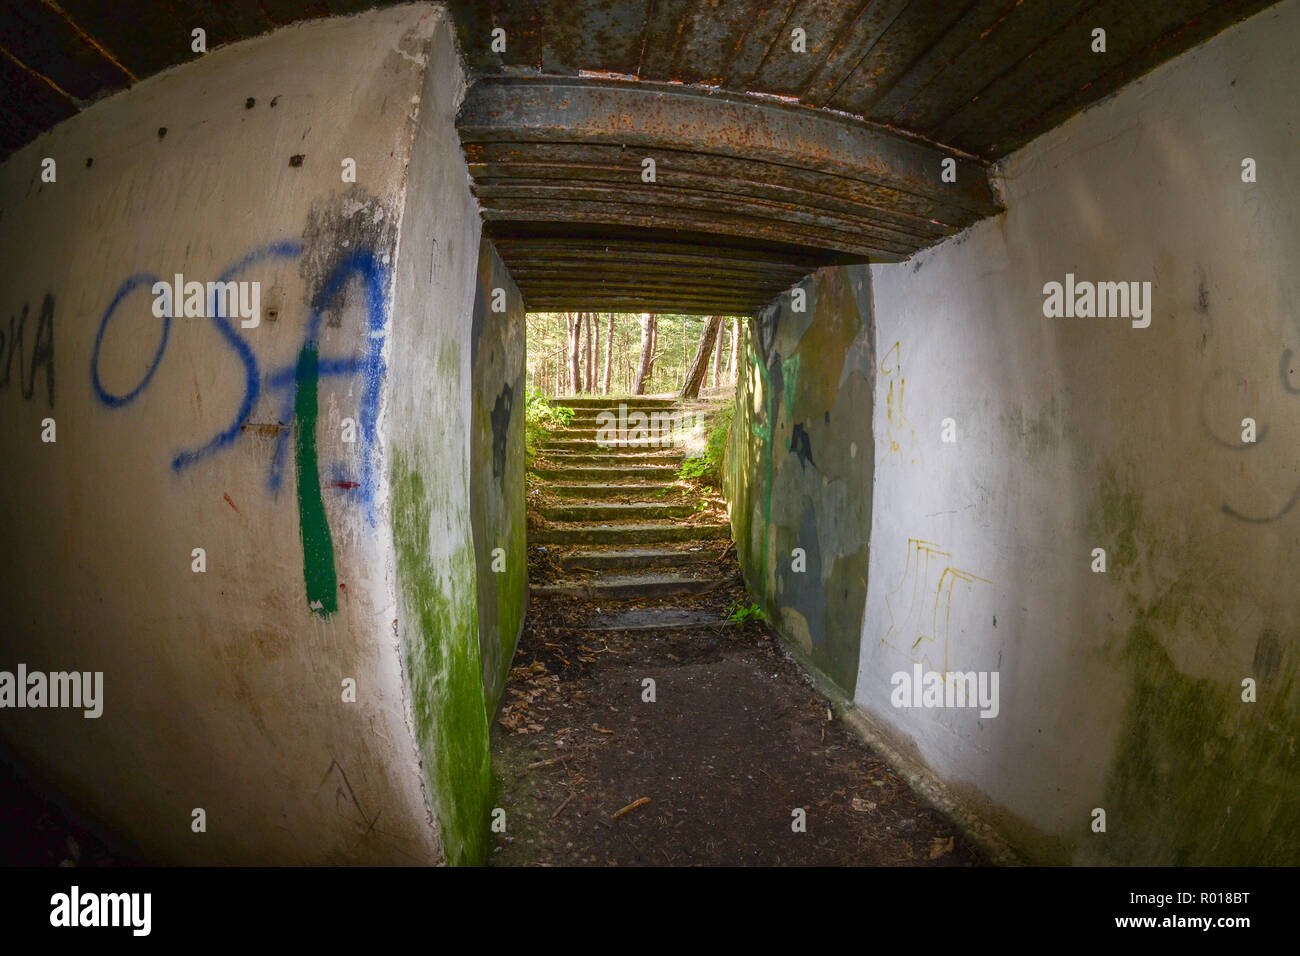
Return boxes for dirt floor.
[489,549,989,867]
[0,756,137,866]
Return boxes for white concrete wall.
[859,0,1300,863]
[384,6,497,868]
[0,4,477,864]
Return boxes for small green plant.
[524,390,574,469]
[678,399,733,489]
[678,456,710,481]
[726,600,766,625]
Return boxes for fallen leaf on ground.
[928,835,955,859]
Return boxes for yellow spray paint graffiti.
[879,341,916,464]
[882,538,991,674]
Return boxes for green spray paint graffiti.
[746,337,804,592]
[781,354,801,422]
[294,341,338,616]
[94,235,392,618]
[748,341,775,591]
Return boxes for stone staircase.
[529,396,734,605]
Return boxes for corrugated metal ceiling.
[1,0,1276,313]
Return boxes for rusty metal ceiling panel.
[441,0,1278,313]
[798,0,915,107]
[482,0,546,71]
[457,74,1002,311]
[2,1,1281,162]
[462,141,969,233]
[487,226,844,313]
[862,0,1071,128]
[947,0,1280,156]
[635,0,700,81]
[0,50,77,154]
[536,0,649,76]
[667,0,783,87]
[458,77,999,211]
[746,0,881,96]
[0,0,1283,312]
[720,0,802,89]
[0,1,131,100]
[447,0,1280,159]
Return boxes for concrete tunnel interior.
[0,0,1297,870]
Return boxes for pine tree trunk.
[710,318,722,389]
[567,312,581,395]
[727,316,740,384]
[601,312,614,395]
[681,317,688,388]
[633,312,656,395]
[587,312,596,394]
[680,315,722,399]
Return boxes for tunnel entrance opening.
[519,310,745,621]
[475,304,968,866]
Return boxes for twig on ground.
[612,797,650,819]
[550,793,575,819]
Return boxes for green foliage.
[678,400,734,489]
[524,390,573,469]
[678,456,711,481]
[726,600,766,625]
[526,312,742,397]
[526,389,575,427]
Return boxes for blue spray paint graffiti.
[90,241,389,526]
[169,241,301,479]
[90,273,172,408]
[91,238,392,615]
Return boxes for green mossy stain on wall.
[748,336,778,594]
[1091,465,1300,864]
[1103,596,1300,864]
[1002,398,1061,461]
[780,354,801,425]
[488,535,527,710]
[1088,464,1143,581]
[391,452,493,866]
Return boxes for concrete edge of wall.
[773,632,1025,867]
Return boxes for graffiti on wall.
[882,538,992,674]
[1,293,55,407]
[490,383,513,480]
[1200,356,1300,523]
[91,218,392,616]
[879,341,915,464]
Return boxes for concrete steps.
[532,521,729,546]
[531,571,728,600]
[543,438,687,452]
[539,501,696,522]
[530,398,733,599]
[533,465,681,481]
[558,548,717,571]
[549,483,678,500]
[580,606,725,634]
[549,424,687,439]
[539,451,685,466]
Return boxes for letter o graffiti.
[91,273,171,408]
